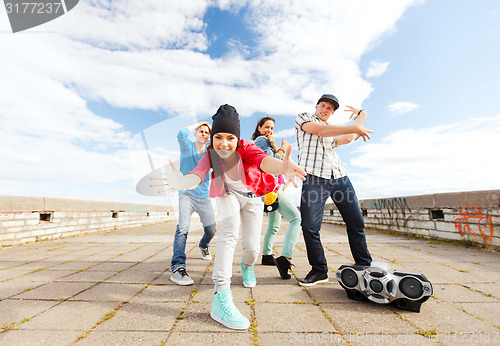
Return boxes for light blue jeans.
[262,188,301,259]
[171,193,216,272]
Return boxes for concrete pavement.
[1,219,499,345]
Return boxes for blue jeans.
[171,193,216,272]
[300,174,372,272]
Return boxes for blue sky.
[0,0,499,206]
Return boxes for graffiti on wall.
[0,212,23,218]
[368,197,414,228]
[454,207,494,244]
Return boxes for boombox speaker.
[335,261,433,312]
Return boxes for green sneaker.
[241,263,256,288]
[211,289,250,330]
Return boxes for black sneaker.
[261,254,275,266]
[299,268,328,286]
[274,256,293,280]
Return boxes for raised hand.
[281,138,289,150]
[197,121,211,131]
[267,134,276,148]
[345,105,362,120]
[354,125,373,142]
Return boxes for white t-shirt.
[223,172,251,193]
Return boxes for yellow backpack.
[263,191,279,212]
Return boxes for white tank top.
[223,172,251,193]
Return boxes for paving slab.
[252,284,311,303]
[0,279,42,299]
[86,262,136,272]
[323,301,418,335]
[55,270,115,283]
[167,330,253,345]
[398,300,500,333]
[455,302,500,326]
[259,332,348,345]
[13,281,91,300]
[0,330,83,345]
[432,283,499,303]
[18,301,117,330]
[255,302,336,333]
[50,261,101,271]
[129,283,194,303]
[9,269,77,283]
[0,261,31,270]
[466,282,500,298]
[95,301,184,331]
[306,282,354,303]
[77,330,170,345]
[68,282,144,302]
[0,269,32,281]
[103,270,161,284]
[346,333,435,345]
[0,299,58,325]
[126,261,167,272]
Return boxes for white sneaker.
[170,268,194,285]
[200,247,212,261]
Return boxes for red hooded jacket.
[189,139,278,198]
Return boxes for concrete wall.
[323,190,500,248]
[4,190,500,248]
[0,196,176,246]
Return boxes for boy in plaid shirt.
[295,94,373,286]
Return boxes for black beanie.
[210,104,240,139]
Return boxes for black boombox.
[335,262,433,312]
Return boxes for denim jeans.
[171,192,217,272]
[300,174,372,272]
[262,188,301,259]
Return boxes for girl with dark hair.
[151,104,306,330]
[252,117,302,280]
[251,116,275,141]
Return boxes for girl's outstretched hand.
[149,159,189,194]
[282,144,306,190]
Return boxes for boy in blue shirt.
[171,122,216,285]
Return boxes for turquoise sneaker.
[211,289,250,330]
[241,263,256,288]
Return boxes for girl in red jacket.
[151,104,305,330]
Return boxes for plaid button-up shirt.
[295,112,347,180]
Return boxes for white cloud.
[387,102,420,115]
[273,128,295,138]
[56,0,210,50]
[2,0,420,116]
[366,61,390,78]
[348,115,500,199]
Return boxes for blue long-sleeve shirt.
[177,128,210,198]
